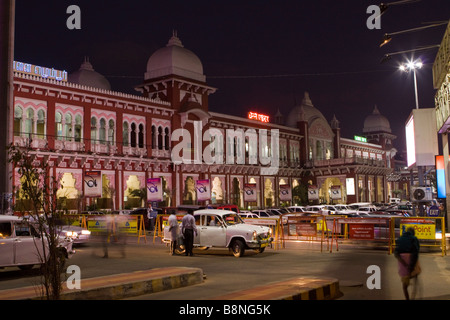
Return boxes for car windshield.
[222,213,244,226]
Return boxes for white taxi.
[0,215,74,270]
[164,209,273,257]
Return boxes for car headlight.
[81,230,91,235]
[252,230,257,240]
[66,231,78,238]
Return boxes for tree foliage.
[8,144,69,300]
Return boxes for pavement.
[0,266,341,300]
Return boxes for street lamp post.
[399,59,423,109]
[400,59,426,215]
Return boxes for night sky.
[13,0,450,153]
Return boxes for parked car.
[267,208,290,216]
[0,215,74,270]
[288,206,306,213]
[251,209,279,218]
[238,212,260,219]
[164,209,273,257]
[305,205,327,213]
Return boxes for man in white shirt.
[181,209,197,256]
[168,210,179,255]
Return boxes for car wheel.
[230,239,245,258]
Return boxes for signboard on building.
[308,185,319,200]
[84,171,102,197]
[13,60,68,82]
[330,185,342,200]
[436,155,447,199]
[279,184,291,201]
[196,179,211,201]
[147,178,163,202]
[244,183,257,202]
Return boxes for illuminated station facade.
[11,34,401,212]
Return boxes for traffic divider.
[82,214,147,243]
[281,214,331,252]
[389,216,446,256]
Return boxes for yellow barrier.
[82,214,147,243]
[281,215,330,252]
[389,216,446,256]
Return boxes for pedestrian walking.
[394,227,421,300]
[181,209,197,256]
[168,209,179,255]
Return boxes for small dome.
[286,92,324,127]
[68,58,111,90]
[363,105,391,133]
[145,32,205,82]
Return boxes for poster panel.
[330,185,341,200]
[84,171,102,197]
[196,179,211,201]
[308,185,319,200]
[147,178,163,202]
[244,183,257,202]
[279,184,291,201]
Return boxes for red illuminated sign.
[248,112,270,123]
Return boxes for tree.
[8,144,70,299]
[129,188,147,207]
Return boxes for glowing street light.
[399,59,422,109]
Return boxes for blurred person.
[394,227,421,300]
[168,209,179,255]
[181,209,197,256]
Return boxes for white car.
[60,225,91,245]
[164,209,273,257]
[0,215,74,270]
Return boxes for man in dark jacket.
[394,227,420,300]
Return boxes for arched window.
[74,115,82,142]
[14,106,23,137]
[158,126,163,150]
[25,109,34,138]
[151,125,156,149]
[90,117,97,143]
[37,110,45,139]
[108,119,115,145]
[123,122,129,147]
[65,113,72,141]
[164,127,170,150]
[56,112,64,141]
[138,124,144,148]
[130,123,136,148]
[99,118,106,144]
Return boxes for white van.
[389,198,401,204]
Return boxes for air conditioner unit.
[411,187,432,201]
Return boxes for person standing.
[168,209,179,255]
[181,209,197,256]
[394,227,421,300]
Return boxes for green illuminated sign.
[354,135,367,142]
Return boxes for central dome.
[363,105,391,133]
[145,33,205,82]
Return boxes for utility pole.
[0,0,15,213]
